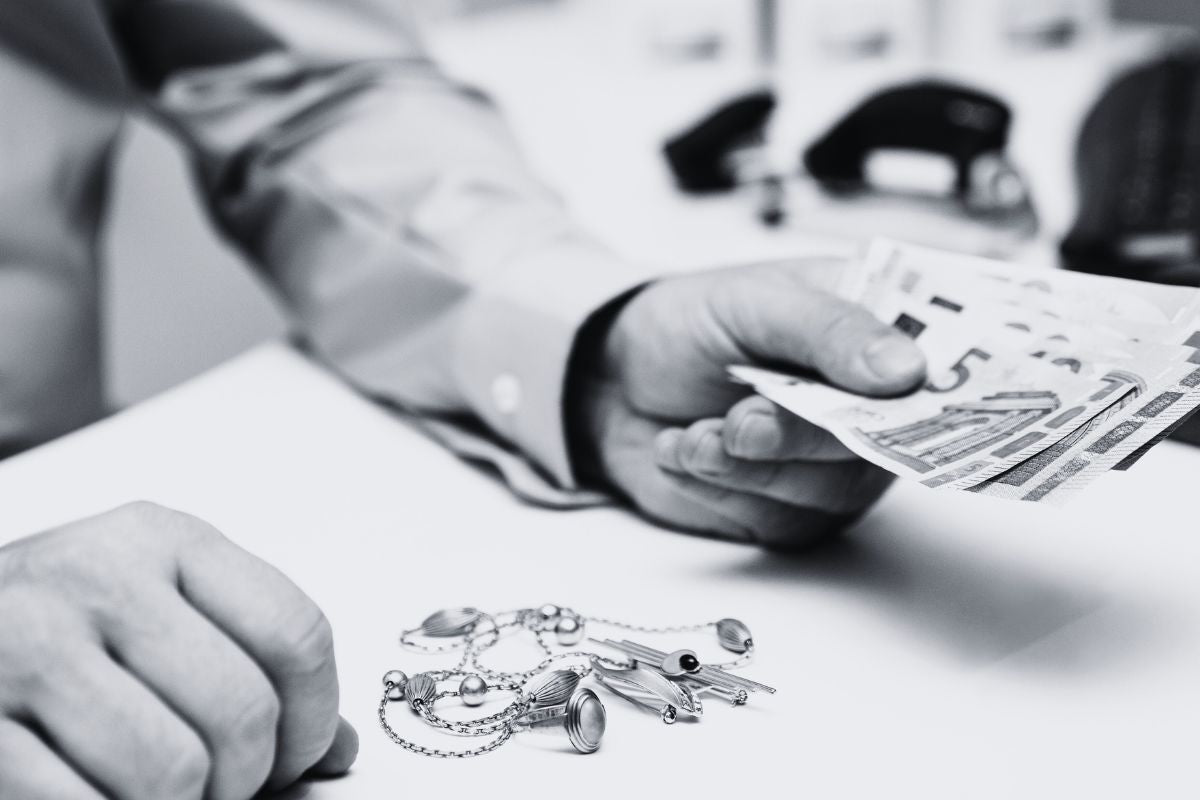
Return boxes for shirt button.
[491,374,522,415]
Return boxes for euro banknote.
[732,239,1200,503]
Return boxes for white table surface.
[4,3,1199,798]
[3,343,1199,799]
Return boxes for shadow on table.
[703,520,1173,676]
[259,784,311,799]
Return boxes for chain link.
[419,685,529,735]
[378,692,514,759]
[580,614,717,635]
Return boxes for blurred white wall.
[103,120,287,407]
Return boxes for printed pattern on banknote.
[739,238,1200,504]
[730,357,1129,490]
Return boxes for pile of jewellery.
[378,603,775,758]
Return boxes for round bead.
[554,616,584,646]
[382,670,408,702]
[678,653,701,673]
[459,675,489,707]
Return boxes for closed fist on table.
[0,502,356,800]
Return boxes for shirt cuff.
[452,236,651,489]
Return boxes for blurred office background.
[105,0,1200,407]
[1117,0,1200,27]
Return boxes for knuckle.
[682,419,722,452]
[726,404,781,458]
[227,689,281,747]
[113,502,220,548]
[680,428,703,455]
[2,521,105,587]
[4,530,158,624]
[653,428,684,468]
[0,596,81,706]
[165,516,221,548]
[2,655,56,709]
[286,608,337,676]
[684,440,726,477]
[116,500,170,519]
[204,683,278,800]
[148,734,210,800]
[107,501,177,538]
[685,416,721,439]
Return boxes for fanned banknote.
[732,239,1200,504]
[847,239,1200,348]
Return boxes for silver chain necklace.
[378,603,774,758]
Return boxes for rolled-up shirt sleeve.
[109,0,649,497]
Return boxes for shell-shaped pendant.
[527,670,581,707]
[716,618,753,653]
[419,608,483,638]
[405,673,437,708]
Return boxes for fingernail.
[862,336,925,383]
[687,432,726,475]
[732,412,781,458]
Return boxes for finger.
[659,470,854,550]
[714,264,926,395]
[102,588,279,800]
[0,720,104,800]
[18,646,210,800]
[308,716,358,778]
[615,415,760,541]
[655,420,869,546]
[632,463,756,545]
[171,519,349,789]
[722,395,854,461]
[671,424,895,513]
[653,426,690,473]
